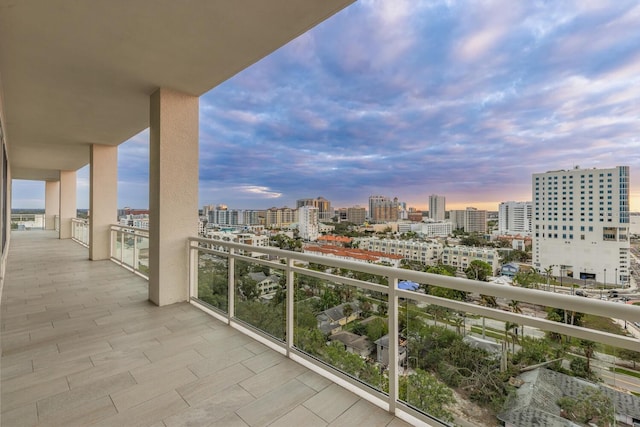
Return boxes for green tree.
[365,317,388,342]
[619,348,640,369]
[557,387,614,426]
[465,260,492,281]
[460,233,485,247]
[399,369,455,423]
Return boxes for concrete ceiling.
[0,0,354,181]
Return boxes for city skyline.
[12,0,640,211]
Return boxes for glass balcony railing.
[186,236,640,427]
[10,213,45,230]
[109,224,149,279]
[71,218,90,247]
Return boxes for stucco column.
[89,144,118,260]
[148,88,199,306]
[59,170,77,239]
[44,180,60,230]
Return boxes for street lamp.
[615,267,618,288]
[602,268,606,299]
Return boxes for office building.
[532,166,630,284]
[498,201,532,235]
[429,194,446,221]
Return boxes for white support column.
[89,144,118,260]
[44,180,60,230]
[59,170,77,239]
[148,88,199,306]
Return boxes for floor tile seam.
[109,369,199,413]
[302,392,361,424]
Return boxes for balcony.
[5,229,640,426]
[1,231,410,427]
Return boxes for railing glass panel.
[196,251,228,313]
[234,259,286,341]
[109,225,149,279]
[184,237,640,426]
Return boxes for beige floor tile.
[303,383,360,422]
[36,371,135,418]
[239,359,307,398]
[162,384,254,427]
[236,379,316,427]
[327,399,395,427]
[0,403,38,427]
[269,405,328,427]
[38,395,118,426]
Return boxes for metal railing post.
[286,257,295,356]
[133,232,138,272]
[388,275,399,414]
[120,230,124,264]
[189,241,198,300]
[227,249,235,323]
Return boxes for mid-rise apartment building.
[442,246,500,274]
[207,209,263,226]
[356,238,443,265]
[429,194,446,221]
[532,166,630,284]
[420,221,452,237]
[347,206,367,225]
[265,207,297,228]
[498,201,532,235]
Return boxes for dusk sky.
[13,0,640,212]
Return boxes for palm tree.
[505,321,519,353]
[508,300,522,314]
[580,339,597,374]
[452,313,465,336]
[544,266,554,291]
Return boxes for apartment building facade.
[297,197,332,221]
[532,166,630,284]
[356,237,443,265]
[442,246,500,274]
[498,201,532,235]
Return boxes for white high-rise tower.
[532,166,630,285]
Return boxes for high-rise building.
[429,194,445,221]
[368,195,399,222]
[297,197,332,221]
[298,206,319,241]
[449,207,486,233]
[464,207,487,233]
[347,206,366,225]
[532,166,630,284]
[498,201,532,235]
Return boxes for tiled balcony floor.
[1,231,411,427]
